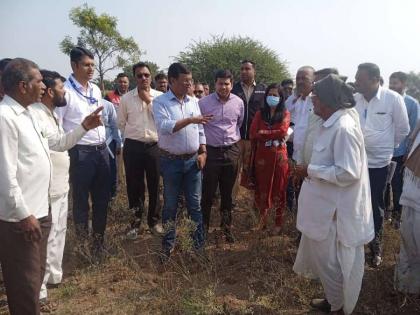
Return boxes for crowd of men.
[0,47,419,315]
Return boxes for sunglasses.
[136,73,151,79]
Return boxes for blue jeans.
[160,155,204,253]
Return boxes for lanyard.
[69,77,98,105]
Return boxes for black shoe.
[310,298,331,313]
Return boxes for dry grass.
[1,183,419,314]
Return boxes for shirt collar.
[168,89,190,102]
[373,86,382,101]
[214,92,233,102]
[241,81,256,88]
[3,95,27,115]
[69,74,92,92]
[322,109,345,128]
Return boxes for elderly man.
[354,63,409,266]
[153,62,211,261]
[394,121,420,294]
[293,75,374,315]
[0,59,101,315]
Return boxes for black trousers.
[368,165,389,256]
[201,143,240,232]
[69,144,111,239]
[390,155,404,221]
[123,138,160,227]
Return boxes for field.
[1,184,419,314]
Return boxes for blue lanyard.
[69,77,98,105]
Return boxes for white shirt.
[55,75,106,145]
[354,87,410,168]
[31,103,74,197]
[285,94,314,161]
[118,88,162,142]
[296,109,374,247]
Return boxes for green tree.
[176,35,289,87]
[60,4,141,91]
[406,71,420,102]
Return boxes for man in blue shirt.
[153,63,212,260]
[388,71,419,229]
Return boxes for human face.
[156,79,168,93]
[296,69,314,96]
[203,84,210,96]
[215,78,232,100]
[194,84,205,99]
[240,62,255,84]
[354,69,378,95]
[170,73,193,97]
[389,77,404,95]
[267,87,280,98]
[25,68,45,104]
[135,66,151,90]
[72,56,95,82]
[282,84,293,98]
[117,76,129,93]
[51,79,67,107]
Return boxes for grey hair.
[2,58,39,93]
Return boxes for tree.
[176,35,289,87]
[60,4,141,91]
[406,71,420,102]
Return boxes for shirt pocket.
[311,143,331,165]
[368,112,392,131]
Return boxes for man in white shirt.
[0,59,102,315]
[118,62,163,238]
[293,74,374,315]
[55,46,111,258]
[354,63,410,266]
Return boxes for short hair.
[241,59,255,68]
[167,62,191,80]
[297,66,315,74]
[40,70,65,90]
[116,72,129,80]
[390,71,408,84]
[2,58,39,93]
[132,62,151,76]
[214,69,234,83]
[281,79,293,87]
[70,46,94,63]
[358,63,380,79]
[155,72,168,81]
[0,58,12,72]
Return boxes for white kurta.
[294,109,374,314]
[394,129,420,294]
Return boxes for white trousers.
[394,206,420,294]
[293,223,365,314]
[39,192,68,300]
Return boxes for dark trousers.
[109,140,118,198]
[201,143,240,232]
[391,155,404,221]
[123,138,160,227]
[368,165,389,256]
[0,215,51,315]
[69,145,111,238]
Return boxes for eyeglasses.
[136,73,151,79]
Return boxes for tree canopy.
[60,4,141,91]
[176,35,290,87]
[407,71,420,102]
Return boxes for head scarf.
[313,74,355,109]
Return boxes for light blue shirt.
[153,90,206,155]
[394,94,419,157]
[101,99,122,148]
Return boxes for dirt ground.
[1,185,419,314]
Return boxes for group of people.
[0,46,419,315]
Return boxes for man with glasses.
[118,62,163,238]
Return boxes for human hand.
[17,215,42,242]
[197,152,207,170]
[138,89,153,104]
[190,115,213,125]
[82,106,104,130]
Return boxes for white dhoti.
[394,206,420,294]
[40,192,68,300]
[293,223,365,314]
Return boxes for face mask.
[266,96,280,107]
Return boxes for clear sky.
[1,0,419,85]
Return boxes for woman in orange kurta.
[249,83,290,234]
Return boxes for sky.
[1,0,419,85]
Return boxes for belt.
[159,148,197,160]
[125,138,157,148]
[207,143,238,151]
[75,143,107,151]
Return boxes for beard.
[53,95,67,107]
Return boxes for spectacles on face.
[136,73,151,79]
